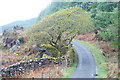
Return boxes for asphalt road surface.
[71,41,96,78]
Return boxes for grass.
[109,41,119,49]
[62,63,77,78]
[73,39,108,78]
[61,47,78,78]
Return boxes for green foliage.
[61,45,77,78]
[62,63,77,78]
[98,31,113,41]
[41,44,58,57]
[31,7,94,34]
[109,42,119,49]
[67,47,77,65]
[18,37,24,43]
[29,32,49,46]
[95,7,118,49]
[38,2,118,45]
[29,7,94,56]
[38,2,94,20]
[38,2,118,21]
[94,8,118,28]
[97,2,118,12]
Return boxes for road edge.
[73,39,108,78]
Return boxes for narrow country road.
[71,41,96,78]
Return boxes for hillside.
[30,2,119,78]
[38,2,118,49]
[38,2,118,20]
[0,1,119,79]
[0,18,37,34]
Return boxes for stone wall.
[0,57,67,78]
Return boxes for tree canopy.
[28,7,94,56]
[30,7,94,34]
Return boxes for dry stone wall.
[0,57,66,78]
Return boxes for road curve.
[71,41,96,78]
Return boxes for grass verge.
[62,47,78,78]
[62,63,77,78]
[74,39,108,78]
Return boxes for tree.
[96,8,118,39]
[28,7,94,56]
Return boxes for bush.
[18,37,24,43]
[67,47,77,65]
[98,31,113,41]
[41,44,58,57]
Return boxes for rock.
[9,45,20,52]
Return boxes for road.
[71,41,96,78]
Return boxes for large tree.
[28,7,94,56]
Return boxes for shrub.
[98,31,113,41]
[18,37,24,43]
[67,47,77,65]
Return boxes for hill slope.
[0,18,37,34]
